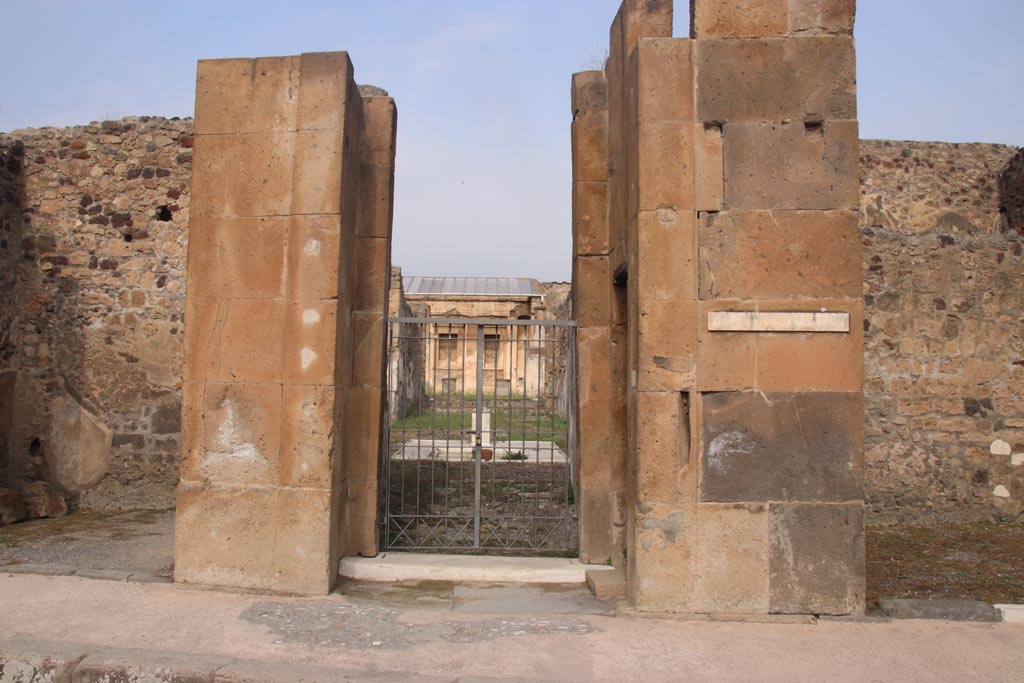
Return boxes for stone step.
[585,566,626,600]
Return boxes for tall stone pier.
[174,52,395,594]
[573,0,864,614]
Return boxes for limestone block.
[174,482,278,590]
[695,126,724,212]
[47,386,112,493]
[637,121,695,212]
[573,181,610,256]
[754,298,863,392]
[20,481,67,519]
[296,51,353,131]
[275,487,334,593]
[579,400,612,490]
[691,0,789,38]
[580,488,614,564]
[357,159,396,240]
[700,391,864,503]
[179,381,203,474]
[696,300,757,391]
[695,38,856,123]
[185,216,287,301]
[286,214,342,301]
[181,297,224,384]
[695,503,770,614]
[352,237,390,311]
[573,256,611,327]
[637,299,697,391]
[344,386,384,484]
[280,385,335,489]
[629,502,698,612]
[215,300,286,384]
[708,311,850,333]
[194,56,299,135]
[634,39,693,124]
[571,71,607,113]
[186,382,282,487]
[283,300,338,386]
[769,503,865,615]
[636,209,696,302]
[723,121,859,210]
[351,311,386,390]
[190,132,296,218]
[572,110,609,183]
[292,128,344,216]
[344,479,379,557]
[361,96,398,154]
[621,0,674,54]
[789,0,857,35]
[698,210,862,299]
[579,326,612,407]
[635,391,694,503]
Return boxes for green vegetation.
[391,406,570,448]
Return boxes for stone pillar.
[174,52,395,595]
[583,0,864,615]
[571,71,615,564]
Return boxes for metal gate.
[380,317,578,553]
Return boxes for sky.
[2,1,1022,282]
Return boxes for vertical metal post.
[474,324,485,548]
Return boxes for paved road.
[1,573,1022,682]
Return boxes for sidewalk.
[2,573,1023,682]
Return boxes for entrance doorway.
[380,317,578,554]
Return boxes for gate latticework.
[380,317,578,554]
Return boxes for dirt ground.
[0,508,174,579]
[3,511,1024,608]
[866,522,1024,606]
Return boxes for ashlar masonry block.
[723,121,860,210]
[700,391,864,503]
[695,37,856,123]
[789,0,857,35]
[691,0,789,39]
[698,210,862,300]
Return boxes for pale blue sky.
[2,1,1022,281]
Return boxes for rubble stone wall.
[861,141,1024,524]
[0,118,192,508]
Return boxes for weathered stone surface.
[634,39,693,124]
[0,639,92,683]
[635,391,693,503]
[76,647,234,683]
[789,0,857,35]
[574,181,610,256]
[194,56,300,136]
[701,392,864,503]
[636,210,696,302]
[696,503,770,614]
[723,121,859,210]
[629,502,697,612]
[572,71,607,113]
[47,385,112,493]
[877,599,1001,622]
[636,298,697,391]
[636,121,695,212]
[699,210,861,299]
[572,110,609,184]
[696,37,856,123]
[769,503,865,615]
[691,0,789,38]
[573,256,611,328]
[20,480,68,519]
[620,0,673,54]
[694,125,724,212]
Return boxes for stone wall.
[0,118,191,508]
[862,141,1024,524]
[386,268,426,422]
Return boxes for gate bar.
[474,324,485,548]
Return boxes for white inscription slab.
[707,311,850,333]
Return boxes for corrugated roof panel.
[403,276,541,297]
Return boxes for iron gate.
[380,317,578,553]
